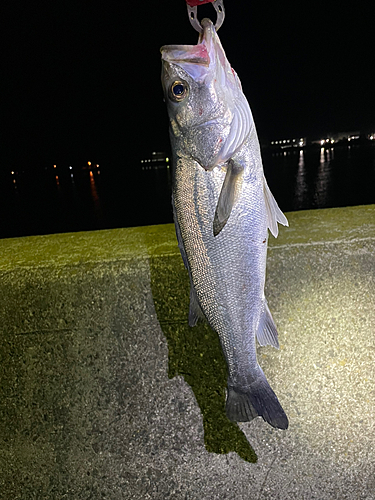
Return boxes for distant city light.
[69,166,72,170]
[96,164,99,168]
[53,164,57,168]
[11,171,14,175]
[88,161,91,166]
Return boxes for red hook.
[186,0,215,5]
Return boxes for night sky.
[2,1,373,173]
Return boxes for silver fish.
[161,19,289,429]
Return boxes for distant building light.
[370,135,374,140]
[11,171,15,175]
[331,139,334,144]
[283,140,286,143]
[287,139,290,143]
[69,166,72,170]
[320,140,325,145]
[299,141,304,147]
[53,164,57,168]
[96,164,99,167]
[166,157,169,162]
[88,161,91,166]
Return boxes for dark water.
[1,144,374,240]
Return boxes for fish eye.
[169,80,188,102]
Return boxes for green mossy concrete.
[1,204,375,495]
[0,204,374,465]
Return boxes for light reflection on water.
[89,170,104,224]
[294,150,308,210]
[0,144,374,239]
[313,147,333,208]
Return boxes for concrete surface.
[0,205,374,499]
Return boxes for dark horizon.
[2,2,373,174]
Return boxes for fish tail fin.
[226,369,288,429]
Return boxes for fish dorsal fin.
[256,300,280,348]
[263,175,288,238]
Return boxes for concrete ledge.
[0,205,374,499]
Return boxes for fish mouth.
[160,19,215,72]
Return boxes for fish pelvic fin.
[188,284,206,327]
[226,369,288,429]
[213,159,242,236]
[256,300,280,348]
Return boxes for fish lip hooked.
[160,18,215,66]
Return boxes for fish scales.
[162,18,289,429]
[174,134,266,377]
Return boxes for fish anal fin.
[213,159,243,237]
[256,300,280,349]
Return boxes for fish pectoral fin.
[263,175,288,238]
[256,300,280,348]
[213,159,242,237]
[188,285,206,327]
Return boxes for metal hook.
[187,0,225,34]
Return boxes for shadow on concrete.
[148,253,257,463]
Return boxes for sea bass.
[161,18,289,429]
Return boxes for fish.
[160,18,289,429]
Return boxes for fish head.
[161,19,253,171]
